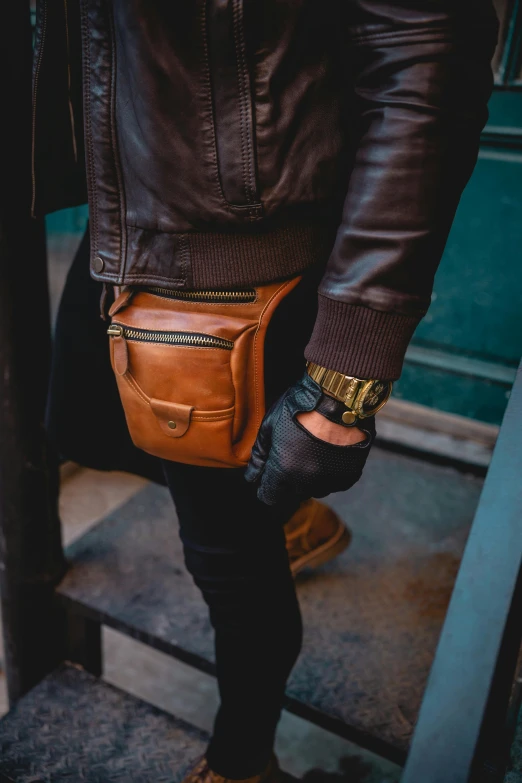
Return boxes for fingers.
[257,461,297,506]
[244,416,273,483]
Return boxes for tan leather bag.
[107,277,301,468]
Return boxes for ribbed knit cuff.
[304,294,420,380]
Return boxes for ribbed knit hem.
[305,294,420,380]
[189,221,333,289]
[115,220,335,289]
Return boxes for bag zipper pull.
[108,324,129,375]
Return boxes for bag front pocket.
[108,320,252,467]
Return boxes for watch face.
[358,380,393,417]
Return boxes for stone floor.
[0,464,401,783]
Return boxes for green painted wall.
[394,143,522,424]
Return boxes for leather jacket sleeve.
[305,0,499,380]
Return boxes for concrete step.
[0,663,208,783]
[57,446,483,763]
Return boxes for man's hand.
[296,410,367,446]
[245,373,375,506]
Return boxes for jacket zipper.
[108,324,234,350]
[232,0,257,204]
[145,286,256,304]
[31,0,48,216]
[207,0,260,208]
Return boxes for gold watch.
[306,362,392,424]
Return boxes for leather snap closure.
[93,256,105,273]
[342,410,357,425]
[150,399,194,438]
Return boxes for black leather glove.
[245,372,375,506]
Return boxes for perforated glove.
[245,372,375,506]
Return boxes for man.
[34,2,498,781]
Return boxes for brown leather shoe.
[285,499,351,576]
[181,755,280,783]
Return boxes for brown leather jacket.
[33,0,498,379]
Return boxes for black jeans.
[162,462,302,778]
[162,271,321,779]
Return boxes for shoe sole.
[290,516,352,576]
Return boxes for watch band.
[315,394,360,427]
[307,362,364,407]
[307,362,393,418]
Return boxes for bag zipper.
[145,286,256,304]
[108,324,234,350]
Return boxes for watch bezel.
[352,379,393,418]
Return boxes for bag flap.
[150,398,194,438]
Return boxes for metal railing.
[402,361,522,783]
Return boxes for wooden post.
[0,1,67,704]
